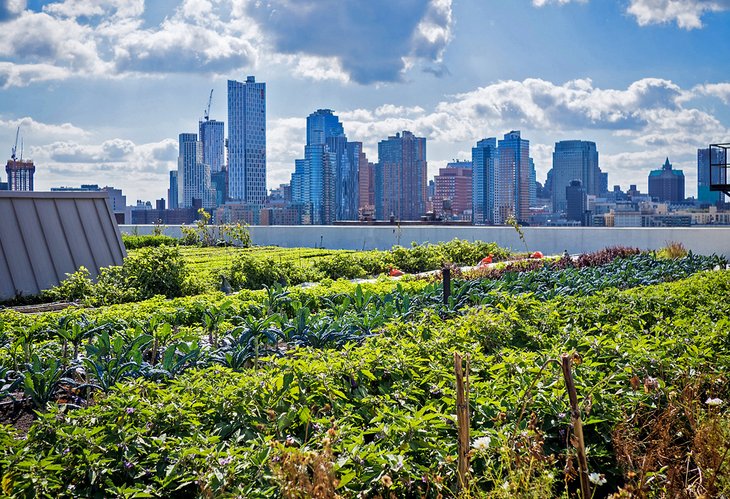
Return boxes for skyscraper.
[168,170,178,209]
[291,109,360,224]
[472,138,498,225]
[551,140,600,214]
[199,119,225,173]
[227,76,266,204]
[178,133,214,209]
[648,158,684,203]
[698,147,724,205]
[375,131,427,221]
[496,131,530,224]
[566,179,588,223]
[5,158,34,191]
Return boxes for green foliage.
[22,354,68,410]
[121,234,178,249]
[122,245,188,299]
[229,255,287,290]
[1,257,730,496]
[40,266,94,302]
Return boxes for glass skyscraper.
[199,119,225,174]
[227,76,266,204]
[496,131,530,224]
[472,138,497,225]
[177,133,214,209]
[375,131,427,221]
[291,109,360,224]
[698,147,724,205]
[551,140,600,214]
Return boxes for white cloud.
[113,18,256,73]
[0,0,25,21]
[0,116,88,140]
[244,0,454,84]
[627,0,730,29]
[692,82,730,104]
[42,0,144,19]
[32,137,180,201]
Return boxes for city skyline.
[1,1,730,203]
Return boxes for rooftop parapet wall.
[0,191,126,301]
[120,225,730,258]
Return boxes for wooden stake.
[443,267,451,305]
[561,354,591,499]
[455,352,470,492]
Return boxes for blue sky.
[1,0,729,202]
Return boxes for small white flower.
[471,436,491,451]
[588,472,607,486]
[501,480,510,491]
[706,397,723,406]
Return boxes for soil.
[0,399,37,436]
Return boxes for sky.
[1,0,730,203]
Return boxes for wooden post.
[561,354,591,499]
[443,267,451,305]
[454,352,470,492]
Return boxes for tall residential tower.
[227,76,266,204]
[375,131,427,221]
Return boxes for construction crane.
[10,125,19,161]
[204,89,213,121]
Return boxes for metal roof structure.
[0,191,126,301]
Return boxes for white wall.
[119,225,730,257]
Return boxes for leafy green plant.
[124,245,188,299]
[22,354,69,409]
[122,234,179,249]
[83,330,152,392]
[40,266,95,302]
[0,365,21,402]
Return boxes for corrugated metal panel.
[0,192,126,301]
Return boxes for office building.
[566,179,588,223]
[698,147,724,205]
[648,158,685,204]
[177,133,214,209]
[358,154,375,220]
[472,138,498,225]
[496,131,530,224]
[434,162,472,220]
[227,76,266,204]
[168,170,179,209]
[199,119,225,173]
[375,131,427,221]
[551,140,600,214]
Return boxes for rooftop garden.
[0,237,728,497]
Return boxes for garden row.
[0,250,723,410]
[7,238,510,307]
[1,265,728,497]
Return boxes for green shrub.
[314,253,368,280]
[40,266,94,302]
[94,265,140,305]
[122,234,179,249]
[124,245,188,299]
[229,255,286,290]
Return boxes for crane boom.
[204,89,213,121]
[10,125,19,161]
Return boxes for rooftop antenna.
[10,125,19,161]
[204,89,213,121]
[19,138,23,161]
